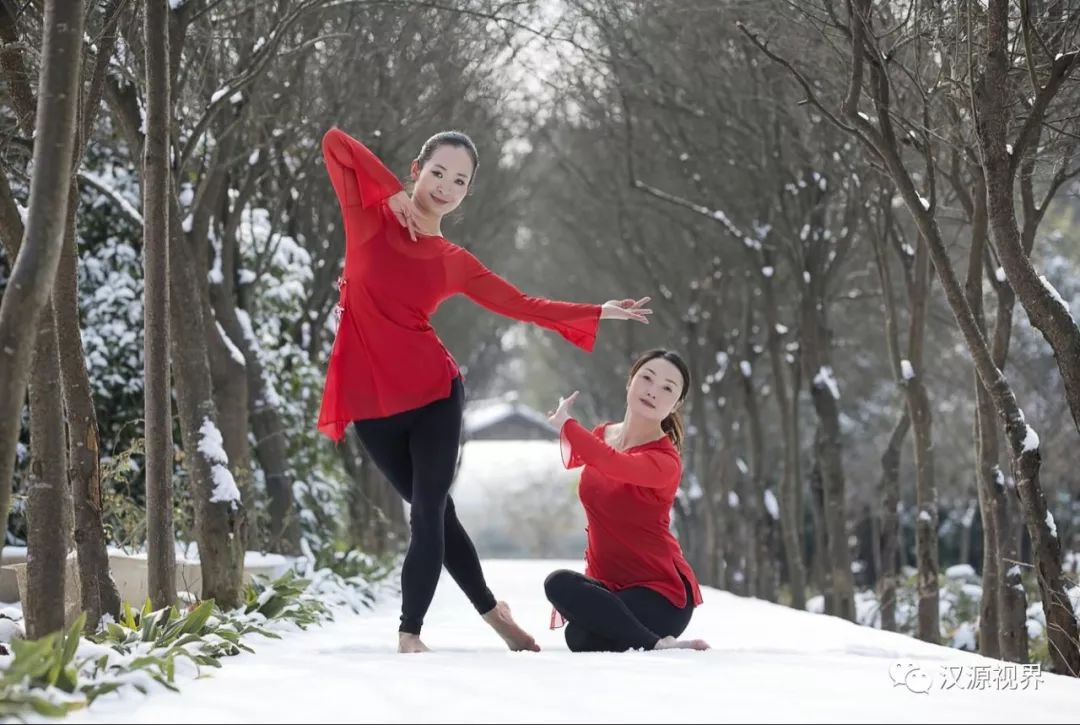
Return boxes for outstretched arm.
[453,249,603,351]
[558,419,679,489]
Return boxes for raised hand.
[600,296,652,324]
[546,391,579,429]
[387,190,422,242]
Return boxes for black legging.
[544,569,694,652]
[353,376,496,634]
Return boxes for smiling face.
[410,143,474,218]
[626,356,686,422]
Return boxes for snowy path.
[64,560,1080,723]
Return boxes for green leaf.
[180,600,215,636]
[61,611,87,665]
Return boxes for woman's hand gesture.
[547,391,580,429]
[600,297,652,324]
[387,190,422,242]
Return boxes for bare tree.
[738,0,1080,675]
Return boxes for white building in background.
[452,394,586,559]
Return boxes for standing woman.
[319,126,652,653]
[544,349,709,652]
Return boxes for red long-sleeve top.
[317,128,602,441]
[553,419,703,627]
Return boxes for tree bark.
[55,181,122,626]
[808,451,830,609]
[144,0,177,610]
[801,294,854,621]
[212,235,300,554]
[761,247,806,610]
[168,202,246,608]
[901,229,940,644]
[0,0,84,561]
[25,303,68,639]
[879,410,909,632]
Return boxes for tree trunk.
[55,182,121,626]
[999,494,1029,662]
[25,304,69,639]
[213,291,300,554]
[802,309,854,621]
[250,390,301,555]
[0,0,84,558]
[206,319,254,541]
[144,0,177,610]
[904,233,940,644]
[761,248,806,609]
[879,410,909,632]
[168,207,245,608]
[808,452,830,609]
[907,375,939,643]
[962,173,1009,661]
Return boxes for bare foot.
[481,601,541,652]
[398,633,431,653]
[654,635,710,651]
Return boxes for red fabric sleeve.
[451,249,602,351]
[559,420,680,489]
[560,422,588,469]
[321,127,403,244]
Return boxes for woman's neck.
[615,411,665,450]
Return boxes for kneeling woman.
[544,349,709,652]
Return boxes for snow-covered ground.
[57,559,1080,724]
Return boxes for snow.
[774,323,788,335]
[814,365,840,400]
[995,267,1006,283]
[918,510,932,523]
[761,266,774,277]
[207,234,224,285]
[198,417,240,506]
[178,182,194,207]
[1021,424,1040,453]
[1046,510,1057,538]
[945,564,976,580]
[210,87,229,104]
[951,621,977,651]
[168,0,187,8]
[216,322,246,366]
[740,360,752,378]
[901,359,915,380]
[82,171,144,225]
[763,489,779,520]
[52,559,1080,724]
[1039,274,1075,321]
